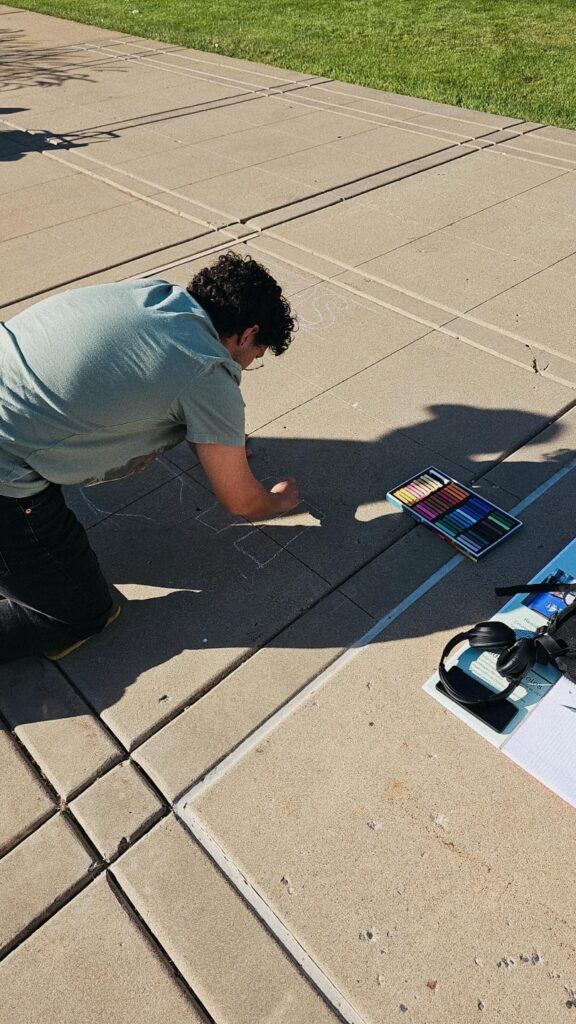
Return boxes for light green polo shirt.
[0,279,245,497]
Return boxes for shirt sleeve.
[176,362,245,447]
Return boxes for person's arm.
[192,441,300,519]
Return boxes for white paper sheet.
[502,676,576,808]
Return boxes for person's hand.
[270,477,301,515]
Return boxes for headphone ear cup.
[496,637,536,683]
[468,621,516,650]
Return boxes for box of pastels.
[386,467,522,561]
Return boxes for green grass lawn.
[8,0,576,128]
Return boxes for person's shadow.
[0,402,572,738]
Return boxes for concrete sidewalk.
[1,5,576,1022]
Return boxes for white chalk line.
[78,488,155,522]
[158,456,320,569]
[175,452,576,1023]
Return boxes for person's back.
[0,278,243,496]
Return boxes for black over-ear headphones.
[438,621,544,706]
[438,582,576,707]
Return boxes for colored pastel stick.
[393,488,417,504]
[422,474,443,489]
[436,489,458,506]
[426,495,449,512]
[487,511,514,529]
[452,508,476,526]
[455,534,481,554]
[444,484,468,502]
[471,521,501,544]
[415,504,437,520]
[468,497,492,514]
[435,519,461,538]
[463,526,489,548]
[427,471,448,485]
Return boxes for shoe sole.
[45,605,121,661]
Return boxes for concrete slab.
[0,130,23,160]
[7,88,244,134]
[283,280,432,389]
[349,174,504,235]
[111,41,315,84]
[0,873,206,1024]
[0,201,212,306]
[357,148,565,228]
[0,7,122,49]
[0,658,122,800]
[445,189,576,268]
[56,124,186,166]
[144,97,313,149]
[269,198,428,267]
[0,143,76,196]
[196,121,365,170]
[134,188,245,227]
[279,108,388,144]
[134,591,373,800]
[69,761,165,861]
[113,815,339,1024]
[0,813,94,956]
[59,473,328,748]
[330,331,573,472]
[484,406,576,499]
[531,125,576,146]
[0,8,118,49]
[184,470,576,1024]
[497,128,576,166]
[261,127,453,189]
[0,231,236,320]
[2,73,172,121]
[167,51,319,83]
[0,172,134,241]
[156,165,308,222]
[404,112,523,139]
[332,267,456,328]
[442,314,576,388]
[349,232,539,313]
[465,261,576,365]
[307,83,520,127]
[100,142,245,191]
[36,147,246,230]
[240,350,324,435]
[0,729,54,856]
[246,232,344,283]
[161,442,200,472]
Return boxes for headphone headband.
[438,620,527,706]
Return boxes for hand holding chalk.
[270,477,301,515]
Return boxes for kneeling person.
[0,252,300,663]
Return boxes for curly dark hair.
[187,251,296,356]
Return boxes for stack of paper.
[502,675,576,809]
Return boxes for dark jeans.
[0,484,113,664]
